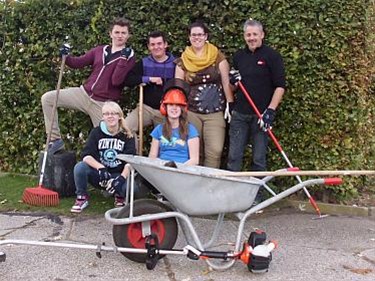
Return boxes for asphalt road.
[1,208,375,281]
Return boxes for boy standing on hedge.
[41,17,136,154]
[227,19,286,172]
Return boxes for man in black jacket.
[227,20,286,172]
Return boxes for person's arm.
[123,60,143,87]
[268,51,286,110]
[268,87,285,110]
[82,155,105,170]
[81,129,102,167]
[219,59,234,103]
[148,138,160,159]
[175,64,185,80]
[65,47,96,69]
[112,56,136,86]
[184,137,199,165]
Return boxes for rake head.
[22,185,59,207]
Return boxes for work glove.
[98,168,111,187]
[59,43,71,57]
[105,175,126,195]
[258,108,276,131]
[121,47,134,59]
[229,69,241,86]
[224,102,235,123]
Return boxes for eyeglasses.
[102,112,119,117]
[190,33,206,38]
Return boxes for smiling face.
[244,25,264,52]
[110,25,130,48]
[102,104,121,132]
[166,104,182,119]
[189,26,208,50]
[148,36,168,60]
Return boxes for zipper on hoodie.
[90,45,122,96]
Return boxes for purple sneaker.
[114,195,125,207]
[71,195,89,213]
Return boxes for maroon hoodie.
[66,45,135,101]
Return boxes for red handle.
[324,178,343,185]
[238,81,283,152]
[287,167,300,172]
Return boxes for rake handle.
[238,80,321,215]
[45,55,67,148]
[39,55,66,186]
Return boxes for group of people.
[40,17,286,213]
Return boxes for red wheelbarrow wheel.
[113,199,178,263]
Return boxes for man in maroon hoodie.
[41,17,136,154]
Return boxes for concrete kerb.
[277,199,375,219]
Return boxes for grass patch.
[0,173,115,216]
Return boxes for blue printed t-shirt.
[150,123,199,163]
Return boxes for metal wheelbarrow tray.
[120,155,264,216]
[0,154,345,272]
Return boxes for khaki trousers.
[125,104,164,133]
[187,111,225,168]
[41,86,104,140]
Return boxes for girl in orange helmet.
[149,79,199,165]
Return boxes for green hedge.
[0,0,374,201]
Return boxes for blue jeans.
[74,161,126,197]
[227,111,269,171]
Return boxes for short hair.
[188,21,210,36]
[243,19,264,33]
[109,17,131,33]
[147,31,167,44]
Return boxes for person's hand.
[229,70,241,86]
[258,108,276,131]
[59,43,71,57]
[224,102,235,123]
[98,168,111,187]
[150,77,163,85]
[121,47,134,59]
[105,175,126,195]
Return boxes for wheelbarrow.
[1,154,359,273]
[103,155,344,272]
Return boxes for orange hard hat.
[160,89,188,116]
[162,89,188,106]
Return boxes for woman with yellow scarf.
[175,21,234,168]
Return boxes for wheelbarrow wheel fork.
[112,199,178,263]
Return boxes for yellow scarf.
[181,42,219,72]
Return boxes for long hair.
[162,106,189,141]
[102,101,133,138]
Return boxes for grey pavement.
[1,208,375,281]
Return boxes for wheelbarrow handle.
[218,170,375,177]
[138,84,144,156]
